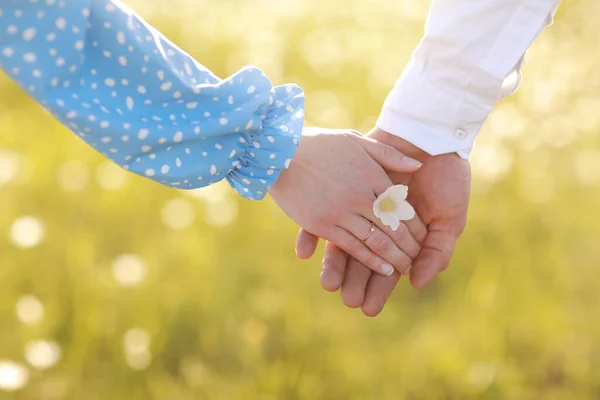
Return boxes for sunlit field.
[1,0,600,398]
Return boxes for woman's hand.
[268,128,426,276]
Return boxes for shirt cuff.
[376,61,496,160]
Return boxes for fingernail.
[403,156,422,168]
[381,263,395,276]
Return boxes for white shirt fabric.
[377,0,563,159]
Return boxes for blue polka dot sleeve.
[0,0,305,200]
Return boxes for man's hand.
[296,128,471,316]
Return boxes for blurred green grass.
[1,0,600,398]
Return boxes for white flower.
[373,185,415,231]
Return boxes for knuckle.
[346,190,368,210]
[390,223,408,241]
[311,216,326,229]
[406,247,419,261]
[411,220,428,240]
[363,168,380,183]
[400,243,421,261]
[344,236,363,255]
[336,204,351,220]
[428,233,456,256]
[321,254,335,269]
[396,255,412,272]
[307,214,332,233]
[379,143,391,160]
[369,233,390,253]
[357,197,374,214]
[415,230,427,244]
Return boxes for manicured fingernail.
[381,263,395,276]
[403,156,422,168]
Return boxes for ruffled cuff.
[226,84,304,200]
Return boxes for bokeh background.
[1,0,600,398]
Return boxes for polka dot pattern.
[0,0,305,200]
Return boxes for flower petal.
[373,198,382,218]
[394,200,415,221]
[380,211,401,231]
[388,184,408,201]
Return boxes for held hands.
[293,128,472,316]
[268,127,427,277]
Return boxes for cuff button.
[454,128,468,140]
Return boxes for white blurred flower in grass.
[185,181,238,227]
[467,362,497,389]
[204,197,238,227]
[10,216,45,248]
[0,150,22,186]
[373,184,415,231]
[96,160,130,191]
[0,361,29,391]
[112,254,147,288]
[24,340,61,370]
[16,295,44,326]
[57,161,90,192]
[123,328,151,370]
[161,198,195,230]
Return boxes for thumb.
[409,225,458,289]
[295,228,320,259]
[350,135,422,173]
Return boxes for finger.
[409,223,458,289]
[296,228,320,259]
[341,258,372,308]
[404,213,428,245]
[349,134,422,173]
[327,227,395,276]
[345,217,413,275]
[320,241,348,292]
[361,269,401,317]
[371,218,421,263]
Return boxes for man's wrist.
[368,128,431,163]
[369,128,464,164]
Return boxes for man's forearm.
[378,0,562,159]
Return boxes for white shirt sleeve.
[377,0,562,159]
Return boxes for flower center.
[380,198,396,213]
